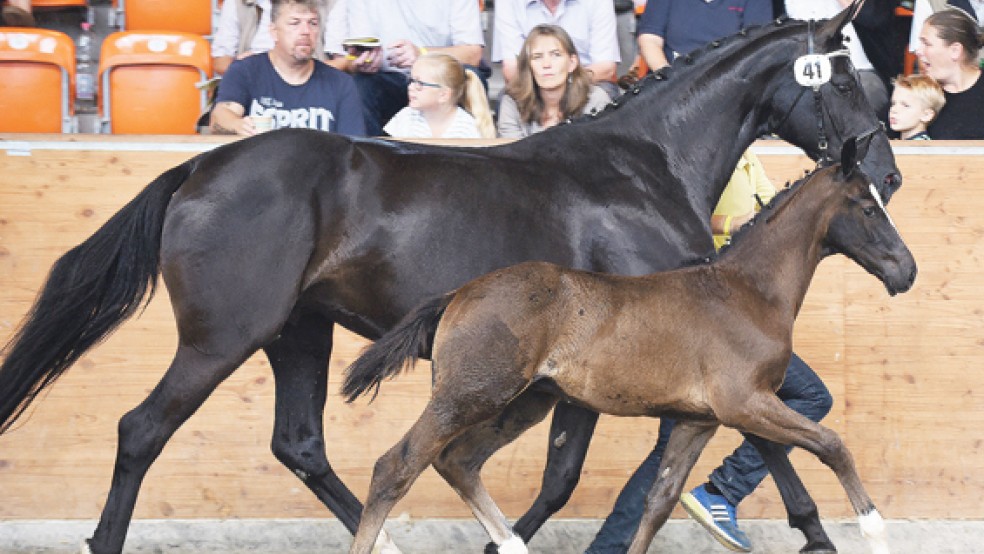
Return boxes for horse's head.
[765,2,902,202]
[821,135,916,296]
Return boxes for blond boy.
[889,74,946,140]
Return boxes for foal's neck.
[719,178,836,320]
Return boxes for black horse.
[0,5,896,554]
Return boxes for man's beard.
[291,45,314,62]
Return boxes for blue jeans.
[352,71,409,137]
[585,353,833,554]
[352,65,491,137]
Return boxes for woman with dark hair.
[496,24,610,138]
[916,8,984,138]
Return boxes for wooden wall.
[0,136,982,523]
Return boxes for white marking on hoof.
[372,529,403,554]
[80,539,94,554]
[498,535,528,554]
[858,509,890,554]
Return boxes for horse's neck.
[722,180,835,320]
[597,34,800,217]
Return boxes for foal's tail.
[0,157,199,435]
[342,293,455,403]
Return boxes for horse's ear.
[816,0,862,51]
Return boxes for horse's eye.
[833,82,852,94]
[862,206,876,217]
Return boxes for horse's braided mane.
[560,15,798,128]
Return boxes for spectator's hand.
[235,116,259,136]
[386,39,422,69]
[353,47,383,73]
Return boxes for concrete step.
[2,518,981,553]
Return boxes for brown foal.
[342,142,917,554]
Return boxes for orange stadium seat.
[0,28,76,133]
[30,0,87,7]
[119,0,215,36]
[98,31,211,134]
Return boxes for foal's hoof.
[800,540,837,554]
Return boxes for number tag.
[794,54,832,87]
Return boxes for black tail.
[0,157,199,434]
[342,293,455,403]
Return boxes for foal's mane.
[713,169,816,259]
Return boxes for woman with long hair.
[384,53,496,139]
[915,8,984,138]
[497,24,611,138]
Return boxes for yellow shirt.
[712,150,777,250]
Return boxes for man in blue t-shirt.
[210,0,366,136]
[637,0,773,71]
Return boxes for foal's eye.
[862,206,876,217]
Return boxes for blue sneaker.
[680,484,752,552]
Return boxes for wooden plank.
[0,138,981,522]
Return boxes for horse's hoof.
[484,542,499,554]
[372,529,403,554]
[800,541,837,554]
[79,539,95,554]
[497,535,528,554]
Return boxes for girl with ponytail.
[383,53,495,139]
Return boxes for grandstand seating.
[116,0,217,36]
[98,30,211,134]
[0,27,76,133]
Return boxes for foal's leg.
[350,387,521,554]
[628,420,719,554]
[747,435,836,554]
[431,389,559,554]
[733,394,890,554]
[264,312,403,551]
[85,344,257,554]
[510,402,600,542]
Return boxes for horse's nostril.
[885,172,902,191]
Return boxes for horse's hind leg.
[86,344,256,554]
[263,312,403,552]
[263,313,363,520]
[431,388,559,554]
[627,421,719,554]
[746,435,837,553]
[732,393,889,554]
[510,402,600,543]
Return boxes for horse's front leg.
[746,435,837,554]
[733,393,889,554]
[509,402,600,543]
[628,420,719,554]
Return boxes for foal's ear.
[816,0,862,51]
[841,131,872,178]
[841,136,858,178]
